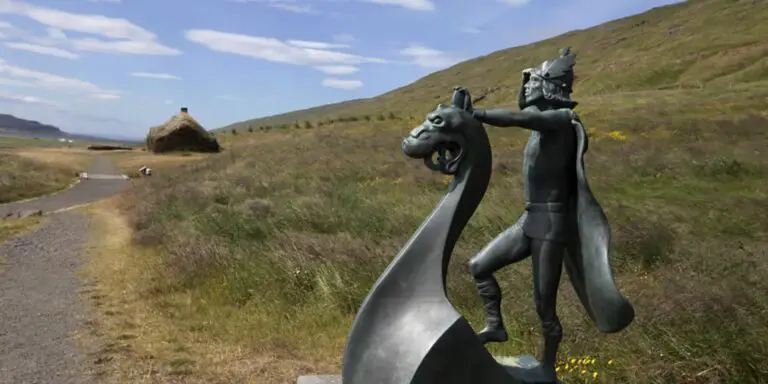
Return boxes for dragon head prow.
[401,104,482,175]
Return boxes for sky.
[0,0,682,140]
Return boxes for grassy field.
[0,136,103,204]
[0,152,80,204]
[84,1,768,383]
[0,135,203,204]
[106,150,207,176]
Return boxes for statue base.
[297,355,564,384]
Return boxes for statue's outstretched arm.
[472,108,571,132]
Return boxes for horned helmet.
[520,47,578,109]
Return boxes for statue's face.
[523,74,545,104]
[402,105,469,174]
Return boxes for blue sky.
[0,0,681,139]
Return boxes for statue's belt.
[525,202,566,213]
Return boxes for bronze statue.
[329,48,634,384]
[342,89,540,384]
[464,48,635,382]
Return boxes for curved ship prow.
[342,103,524,384]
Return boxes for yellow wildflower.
[608,359,615,365]
[607,130,627,141]
[593,372,599,379]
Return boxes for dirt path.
[0,156,129,383]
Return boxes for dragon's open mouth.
[402,133,463,175]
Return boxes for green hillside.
[109,0,768,383]
[220,0,768,132]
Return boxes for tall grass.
[118,87,768,382]
[0,152,77,204]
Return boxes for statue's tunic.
[520,106,578,243]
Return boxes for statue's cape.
[563,113,635,333]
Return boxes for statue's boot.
[537,321,562,383]
[506,321,562,383]
[474,278,509,344]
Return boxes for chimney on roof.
[180,107,188,114]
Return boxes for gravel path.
[0,156,129,383]
[0,213,95,384]
[0,156,130,217]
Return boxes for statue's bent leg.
[531,238,565,379]
[469,215,531,344]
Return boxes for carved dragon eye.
[431,116,444,125]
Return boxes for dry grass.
[0,215,44,245]
[98,84,768,383]
[9,148,94,171]
[83,2,768,383]
[0,152,80,204]
[80,199,336,383]
[106,151,207,176]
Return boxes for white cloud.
[321,78,362,89]
[184,29,387,66]
[0,0,181,55]
[400,43,463,69]
[0,92,60,108]
[91,93,120,100]
[498,0,530,6]
[270,2,314,13]
[6,2,151,40]
[361,0,435,11]
[164,99,174,105]
[46,27,66,40]
[287,39,350,49]
[0,20,13,39]
[70,38,180,55]
[130,72,182,80]
[4,42,79,59]
[0,58,120,98]
[314,65,359,75]
[461,27,481,34]
[232,0,318,14]
[0,76,34,87]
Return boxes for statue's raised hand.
[451,86,473,113]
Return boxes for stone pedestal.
[297,375,342,384]
[296,355,563,383]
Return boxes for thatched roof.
[146,108,220,153]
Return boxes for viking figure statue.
[460,48,635,383]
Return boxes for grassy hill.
[0,114,63,138]
[219,0,768,132]
[0,113,141,144]
[98,0,768,383]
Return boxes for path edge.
[0,177,82,207]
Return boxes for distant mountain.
[0,113,62,137]
[0,113,139,144]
